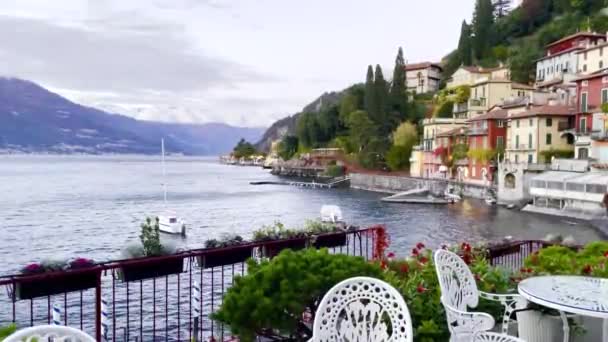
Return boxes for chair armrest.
[445,303,495,337]
[478,291,527,335]
[479,291,521,303]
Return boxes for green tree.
[435,100,455,118]
[339,93,358,125]
[213,249,383,342]
[347,110,377,152]
[457,20,473,66]
[389,47,408,123]
[373,64,390,135]
[392,122,418,148]
[472,0,495,60]
[386,145,412,171]
[317,105,341,142]
[296,112,321,148]
[509,40,541,83]
[364,65,376,118]
[278,135,298,161]
[233,138,257,158]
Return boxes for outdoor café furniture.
[441,297,495,342]
[434,249,523,339]
[310,276,413,342]
[4,324,96,342]
[518,275,608,342]
[474,331,527,342]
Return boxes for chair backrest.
[312,276,413,342]
[441,297,495,341]
[434,249,479,311]
[473,332,526,342]
[4,325,96,342]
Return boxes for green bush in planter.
[212,248,383,342]
[0,324,17,341]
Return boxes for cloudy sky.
[0,0,479,127]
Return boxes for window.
[601,60,604,69]
[497,120,504,128]
[505,173,516,188]
[581,92,588,112]
[546,118,552,127]
[578,148,589,159]
[515,135,520,147]
[587,184,608,194]
[581,117,587,134]
[565,61,569,70]
[497,136,504,149]
[583,64,587,72]
[516,120,520,128]
[528,133,532,149]
[567,182,585,192]
[529,119,533,127]
[584,52,588,60]
[546,133,552,145]
[602,89,608,104]
[528,154,533,163]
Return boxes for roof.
[509,105,575,119]
[531,171,582,183]
[467,109,509,122]
[535,46,584,62]
[537,78,565,88]
[573,68,608,82]
[472,78,511,86]
[436,127,466,137]
[511,82,535,90]
[405,62,443,71]
[577,41,608,53]
[546,32,606,48]
[461,65,507,74]
[500,97,531,109]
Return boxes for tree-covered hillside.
[444,0,608,84]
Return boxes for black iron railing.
[0,227,380,341]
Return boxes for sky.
[0,0,479,127]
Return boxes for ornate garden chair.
[4,325,95,342]
[311,276,413,342]
[474,331,527,342]
[434,249,523,341]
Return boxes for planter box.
[197,245,254,269]
[312,232,347,248]
[14,270,98,301]
[264,238,308,258]
[119,257,184,282]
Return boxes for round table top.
[518,276,608,319]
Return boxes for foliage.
[233,138,257,159]
[303,220,341,235]
[457,20,473,66]
[358,136,389,169]
[205,234,245,249]
[20,257,96,275]
[434,100,454,118]
[472,0,495,60]
[602,103,608,114]
[373,65,390,136]
[277,135,298,161]
[0,324,17,341]
[386,145,412,171]
[346,110,377,152]
[389,47,409,124]
[451,144,469,162]
[524,242,608,278]
[252,222,307,242]
[324,164,345,177]
[539,148,574,162]
[140,217,163,256]
[392,122,418,148]
[467,148,497,163]
[212,249,383,342]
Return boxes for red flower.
[387,252,396,259]
[416,283,427,293]
[604,251,608,258]
[380,260,388,270]
[419,256,429,264]
[530,254,539,265]
[462,254,472,265]
[461,243,472,253]
[583,265,592,274]
[416,242,425,250]
[25,264,42,272]
[474,274,481,281]
[520,267,526,273]
[400,263,409,273]
[526,268,533,273]
[412,248,419,256]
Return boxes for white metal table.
[518,276,608,342]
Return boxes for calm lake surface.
[0,155,603,274]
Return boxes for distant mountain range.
[0,78,265,155]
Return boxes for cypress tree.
[472,0,494,61]
[364,65,376,119]
[373,64,389,135]
[457,20,473,66]
[390,47,408,123]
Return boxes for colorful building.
[421,117,466,178]
[446,65,509,89]
[468,79,534,118]
[405,62,443,94]
[573,68,608,161]
[464,109,508,183]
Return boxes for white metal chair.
[3,325,95,342]
[442,298,495,342]
[311,276,413,342]
[474,331,527,342]
[434,249,523,341]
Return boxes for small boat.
[321,205,343,223]
[158,138,186,236]
[444,186,461,202]
[485,197,497,205]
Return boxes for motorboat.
[158,138,186,235]
[321,205,343,223]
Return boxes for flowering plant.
[20,259,65,275]
[522,241,608,278]
[66,258,96,270]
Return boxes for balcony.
[591,132,608,141]
[467,127,488,135]
[557,121,573,132]
[453,103,468,114]
[469,98,487,108]
[507,144,535,151]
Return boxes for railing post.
[95,271,102,341]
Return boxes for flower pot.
[263,238,308,258]
[119,257,184,282]
[197,245,254,269]
[312,232,347,248]
[517,310,581,342]
[14,270,98,301]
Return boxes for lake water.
[0,155,603,274]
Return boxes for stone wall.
[349,173,489,199]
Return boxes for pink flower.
[387,252,396,259]
[412,248,419,256]
[416,283,427,293]
[474,274,481,281]
[419,256,429,264]
[604,251,608,258]
[416,242,425,250]
[583,265,592,274]
[461,242,472,253]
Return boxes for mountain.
[0,78,265,155]
[255,90,345,152]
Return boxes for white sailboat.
[158,138,186,235]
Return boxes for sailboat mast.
[162,138,167,204]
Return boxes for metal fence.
[0,227,380,341]
[486,240,555,271]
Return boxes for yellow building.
[468,79,535,118]
[446,65,510,89]
[576,41,608,75]
[505,105,575,164]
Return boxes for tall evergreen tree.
[389,47,408,123]
[472,0,495,61]
[373,64,390,135]
[457,20,473,66]
[364,65,376,119]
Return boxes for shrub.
[386,145,412,171]
[539,148,574,162]
[213,249,383,342]
[523,242,608,278]
[324,164,344,177]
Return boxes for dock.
[250,177,350,189]
[381,188,451,204]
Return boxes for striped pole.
[52,304,61,325]
[193,281,201,318]
[101,297,108,340]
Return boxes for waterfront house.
[409,145,424,177]
[464,108,508,183]
[405,62,442,94]
[576,33,608,75]
[572,68,608,160]
[446,65,510,89]
[505,105,575,164]
[468,79,534,118]
[421,117,467,178]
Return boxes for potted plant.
[306,220,347,248]
[198,234,254,269]
[118,217,184,282]
[14,257,98,300]
[253,222,308,258]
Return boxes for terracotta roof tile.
[467,109,509,122]
[535,46,585,62]
[509,105,575,119]
[573,68,608,82]
[546,32,606,48]
[511,82,535,90]
[405,62,442,71]
[436,127,466,137]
